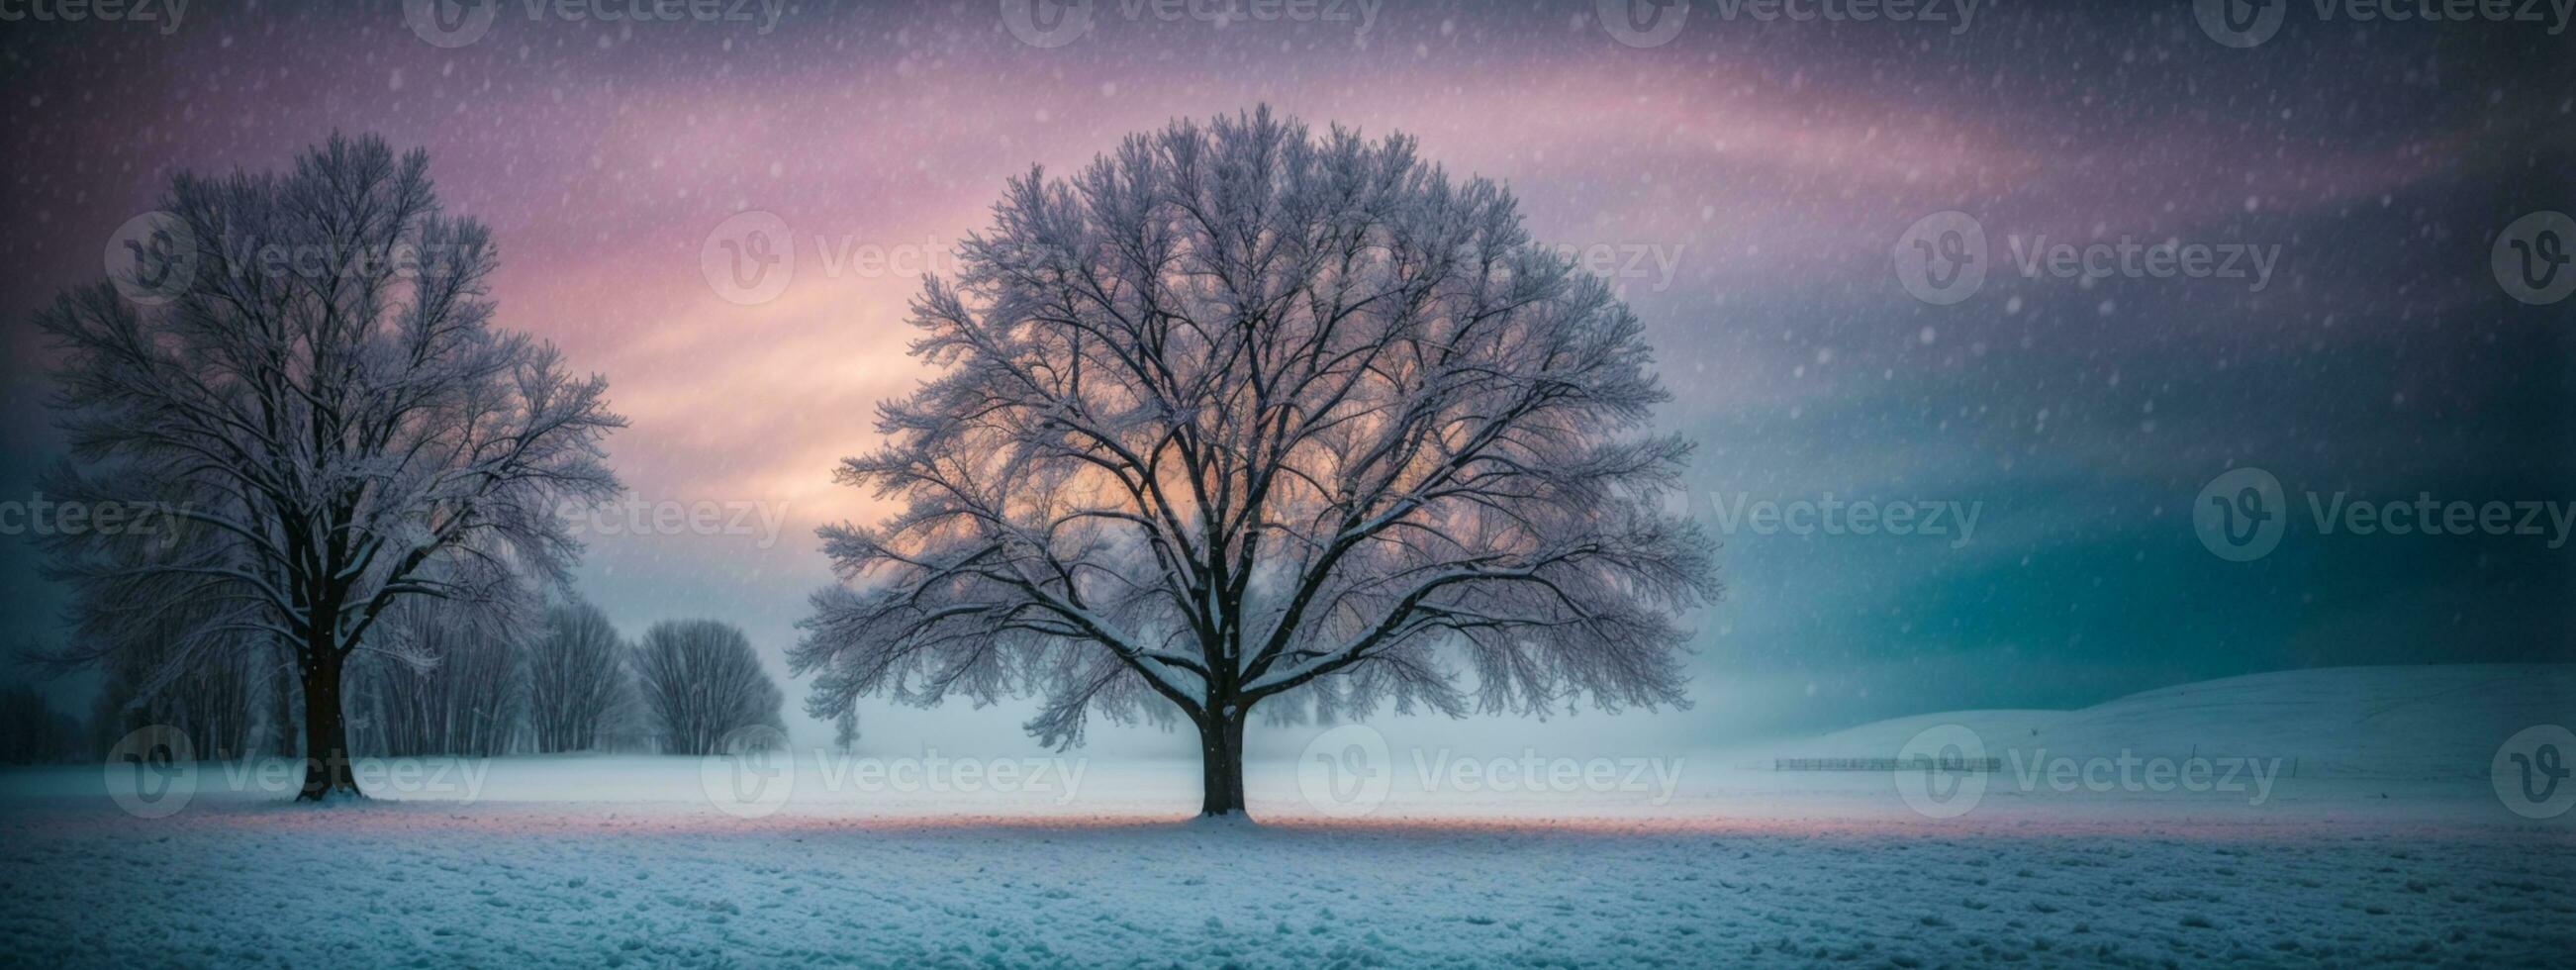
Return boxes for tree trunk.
[1197,712,1247,817]
[298,649,360,801]
[271,656,300,759]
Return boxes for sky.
[1,0,2570,759]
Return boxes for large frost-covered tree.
[35,134,622,800]
[793,108,1718,817]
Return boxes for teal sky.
[2,1,2569,757]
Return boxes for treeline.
[0,684,86,764]
[60,596,786,762]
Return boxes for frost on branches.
[793,108,1719,818]
[35,135,623,801]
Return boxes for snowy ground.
[5,760,2569,968]
[4,665,2570,967]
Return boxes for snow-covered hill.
[1769,663,2573,779]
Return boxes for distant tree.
[267,661,299,759]
[832,707,860,752]
[793,108,1717,817]
[527,598,632,753]
[78,599,263,760]
[632,620,785,756]
[33,134,623,799]
[354,593,526,758]
[0,684,86,765]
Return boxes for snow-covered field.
[2,794,2568,968]
[4,665,2570,967]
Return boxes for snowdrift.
[1768,663,2573,779]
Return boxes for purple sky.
[4,1,2568,756]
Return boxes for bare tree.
[34,134,623,800]
[354,592,526,758]
[792,108,1718,817]
[832,707,860,753]
[0,684,86,765]
[632,620,785,756]
[527,597,632,753]
[83,598,264,761]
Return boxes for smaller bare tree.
[79,599,262,760]
[631,620,785,756]
[355,594,526,758]
[0,684,86,765]
[527,598,632,753]
[35,134,623,799]
[832,707,860,752]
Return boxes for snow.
[2,788,2566,967]
[1771,664,2575,780]
[4,665,2570,967]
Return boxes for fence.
[1775,756,2004,772]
